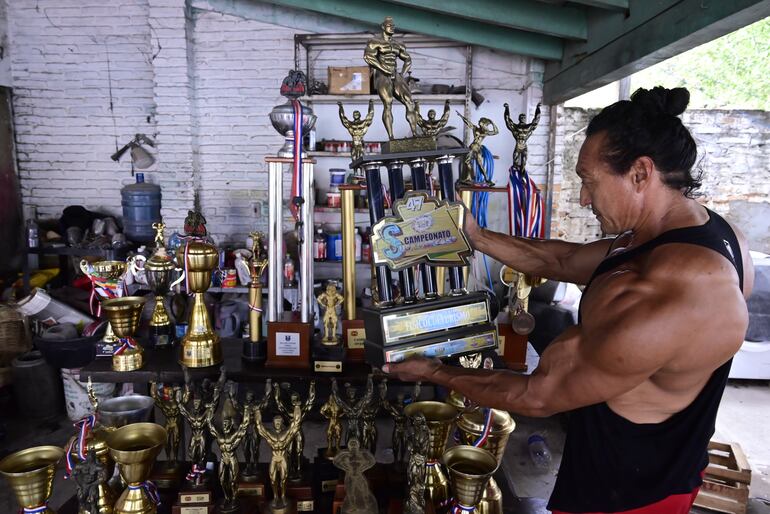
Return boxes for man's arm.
[398,44,412,75]
[503,103,514,132]
[365,100,375,124]
[465,214,611,284]
[364,43,390,75]
[385,268,701,417]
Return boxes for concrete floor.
[1,381,769,513]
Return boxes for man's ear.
[630,156,655,192]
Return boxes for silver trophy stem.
[268,160,284,322]
[300,161,314,323]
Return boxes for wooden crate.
[693,441,752,514]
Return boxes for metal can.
[326,231,343,261]
[222,268,238,288]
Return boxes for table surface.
[80,337,376,384]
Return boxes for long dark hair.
[586,86,702,197]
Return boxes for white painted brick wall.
[10,0,548,247]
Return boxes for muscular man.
[385,86,754,514]
[364,16,418,139]
[458,113,499,185]
[274,381,316,478]
[504,102,541,172]
[317,281,344,343]
[415,100,451,138]
[150,381,182,466]
[255,404,302,510]
[338,101,375,163]
[320,378,344,458]
[207,406,252,510]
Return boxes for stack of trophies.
[0,366,515,514]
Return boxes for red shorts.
[551,483,701,514]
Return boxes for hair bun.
[631,86,690,117]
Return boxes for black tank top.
[548,208,744,513]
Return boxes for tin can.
[327,192,341,208]
[326,232,343,261]
[222,268,238,288]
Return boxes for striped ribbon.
[248,305,262,313]
[89,277,122,317]
[472,408,494,448]
[289,99,304,222]
[64,414,96,478]
[114,337,138,356]
[452,499,476,513]
[508,165,544,238]
[129,481,160,505]
[186,464,205,483]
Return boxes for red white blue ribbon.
[472,408,494,448]
[129,481,160,505]
[186,463,205,483]
[22,504,48,513]
[452,500,476,513]
[114,337,138,356]
[508,165,544,238]
[289,99,304,222]
[64,414,97,478]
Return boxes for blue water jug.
[121,173,161,243]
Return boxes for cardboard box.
[328,66,370,95]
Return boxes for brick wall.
[551,107,770,252]
[8,0,548,245]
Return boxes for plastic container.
[61,367,115,421]
[354,227,362,262]
[329,169,346,186]
[326,231,343,261]
[34,332,100,369]
[121,173,161,243]
[527,434,552,469]
[11,351,63,420]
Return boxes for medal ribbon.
[129,481,160,505]
[289,99,304,222]
[64,414,97,478]
[21,504,48,513]
[452,499,476,513]
[508,165,544,238]
[472,407,494,447]
[186,463,205,482]
[113,337,138,356]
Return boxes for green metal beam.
[261,0,564,60]
[543,0,770,103]
[566,0,628,11]
[382,0,587,40]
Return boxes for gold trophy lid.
[145,251,175,272]
[457,409,515,436]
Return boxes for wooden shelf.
[314,206,369,213]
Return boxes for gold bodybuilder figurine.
[274,381,316,478]
[317,281,344,344]
[150,381,182,467]
[458,112,499,185]
[254,403,303,511]
[338,100,374,163]
[415,100,451,138]
[319,378,343,458]
[364,16,418,139]
[206,403,252,511]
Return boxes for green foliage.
[631,17,770,110]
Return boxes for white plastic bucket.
[61,368,115,421]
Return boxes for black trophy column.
[364,161,393,305]
[438,155,466,294]
[408,158,439,299]
[386,161,417,303]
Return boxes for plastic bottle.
[361,227,371,263]
[283,254,295,287]
[121,172,162,243]
[314,227,326,261]
[354,227,362,262]
[527,434,552,469]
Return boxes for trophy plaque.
[354,151,498,367]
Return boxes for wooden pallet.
[693,441,752,514]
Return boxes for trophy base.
[287,475,314,512]
[342,318,366,363]
[242,338,267,362]
[383,136,437,154]
[112,346,144,371]
[315,448,340,493]
[266,313,311,369]
[496,312,528,371]
[311,338,345,373]
[261,498,297,514]
[149,322,175,349]
[179,332,222,368]
[361,291,498,368]
[237,477,266,498]
[150,461,183,489]
[173,488,215,514]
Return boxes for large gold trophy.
[105,422,167,514]
[403,401,457,511]
[442,446,499,514]
[143,222,184,348]
[80,260,128,345]
[456,409,515,514]
[102,297,147,372]
[0,445,65,514]
[176,238,222,367]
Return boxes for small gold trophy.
[312,281,346,372]
[176,222,222,367]
[319,378,344,459]
[80,259,128,346]
[101,296,147,372]
[144,222,184,348]
[442,446,499,514]
[0,446,65,514]
[254,403,303,514]
[149,381,183,470]
[244,231,268,361]
[206,401,252,512]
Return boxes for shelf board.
[314,206,369,213]
[306,94,466,104]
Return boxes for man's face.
[223,417,233,432]
[576,132,640,235]
[383,21,395,37]
[427,110,436,120]
[291,393,300,406]
[273,416,284,431]
[193,398,201,410]
[519,114,526,123]
[346,387,356,401]
[353,111,361,121]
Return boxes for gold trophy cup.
[404,401,457,511]
[456,409,515,514]
[80,260,128,344]
[176,240,222,367]
[0,445,65,514]
[102,297,147,372]
[105,422,167,514]
[442,445,499,513]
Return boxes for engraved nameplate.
[321,479,338,493]
[382,301,489,344]
[346,328,365,349]
[385,331,498,363]
[297,500,314,511]
[179,492,211,504]
[314,361,343,372]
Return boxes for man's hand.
[463,210,483,249]
[382,356,441,383]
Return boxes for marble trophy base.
[242,338,267,362]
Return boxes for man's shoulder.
[643,241,738,287]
